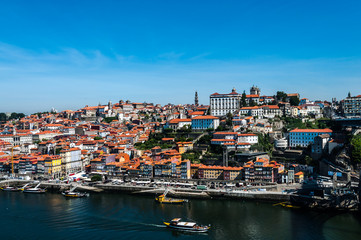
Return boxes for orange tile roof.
[192,116,219,120]
[169,118,192,123]
[246,94,259,98]
[290,128,332,133]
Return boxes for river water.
[0,191,360,240]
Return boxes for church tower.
[195,91,199,106]
[250,85,261,95]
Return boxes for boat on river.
[155,189,188,204]
[1,186,21,192]
[23,183,46,194]
[164,218,210,233]
[62,191,89,198]
[155,194,188,204]
[62,185,89,198]
[23,188,46,194]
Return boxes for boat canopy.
[177,222,196,227]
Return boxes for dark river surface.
[0,191,360,240]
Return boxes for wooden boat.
[155,194,187,203]
[164,218,210,233]
[1,186,21,192]
[23,187,46,194]
[273,202,301,209]
[62,191,89,198]
[23,183,46,194]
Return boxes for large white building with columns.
[210,88,241,116]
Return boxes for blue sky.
[1,0,361,114]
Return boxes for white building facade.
[210,88,241,117]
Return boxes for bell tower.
[195,91,199,106]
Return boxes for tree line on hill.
[0,112,25,122]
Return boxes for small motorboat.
[164,218,210,233]
[1,186,21,192]
[62,191,89,198]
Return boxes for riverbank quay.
[0,179,294,201]
[2,180,360,210]
[94,183,293,202]
[0,179,103,192]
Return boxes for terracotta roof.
[169,118,191,124]
[290,128,332,133]
[246,94,259,98]
[192,116,219,120]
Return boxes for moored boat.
[155,194,188,204]
[164,218,210,233]
[62,191,89,198]
[1,186,21,192]
[155,188,188,204]
[23,183,46,194]
[23,187,46,194]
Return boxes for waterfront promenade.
[0,178,298,202]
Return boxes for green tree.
[216,125,226,131]
[351,135,361,163]
[10,112,18,119]
[241,91,247,107]
[197,135,212,144]
[103,117,118,123]
[249,100,256,107]
[91,175,102,182]
[289,96,300,106]
[55,148,62,155]
[182,150,201,164]
[163,128,174,134]
[0,113,7,122]
[226,112,233,126]
[304,155,317,167]
[252,133,274,155]
[7,112,25,120]
[276,91,287,102]
[94,136,102,140]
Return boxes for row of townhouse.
[89,154,191,179]
[211,132,258,145]
[165,116,221,131]
[243,158,285,183]
[239,105,282,118]
[195,165,244,180]
[0,154,63,178]
[152,159,191,179]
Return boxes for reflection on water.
[0,191,360,240]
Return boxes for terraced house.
[44,155,62,178]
